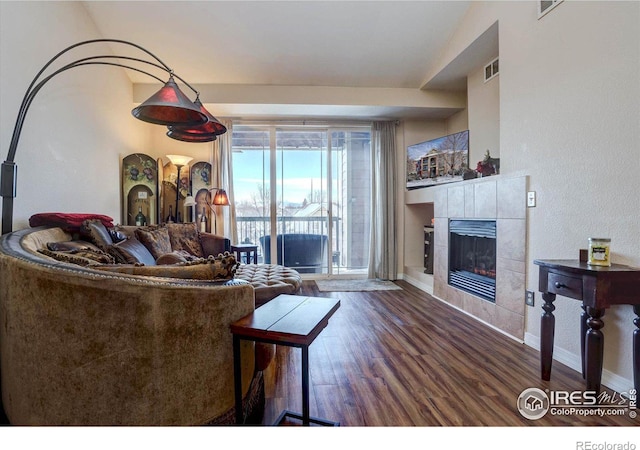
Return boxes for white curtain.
[368,121,397,280]
[211,119,237,243]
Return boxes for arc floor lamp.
[0,38,227,235]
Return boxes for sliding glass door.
[232,125,370,276]
[230,127,272,251]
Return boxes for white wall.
[507,1,639,389]
[445,108,469,137]
[0,1,144,229]
[434,1,640,390]
[468,63,500,163]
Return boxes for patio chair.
[259,234,328,274]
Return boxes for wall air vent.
[539,0,563,19]
[484,57,499,82]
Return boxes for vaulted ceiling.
[83,1,490,121]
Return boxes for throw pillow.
[134,226,172,259]
[80,219,115,251]
[166,222,204,257]
[155,251,194,265]
[94,253,239,281]
[107,237,157,266]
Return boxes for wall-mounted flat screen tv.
[406,130,469,190]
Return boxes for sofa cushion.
[166,222,204,257]
[94,253,239,280]
[80,219,115,251]
[134,226,172,259]
[108,237,157,266]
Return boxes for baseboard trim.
[524,332,634,395]
[400,273,434,296]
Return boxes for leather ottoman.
[235,264,302,307]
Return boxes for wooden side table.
[534,259,640,395]
[231,244,258,264]
[230,294,341,426]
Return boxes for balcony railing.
[236,216,341,263]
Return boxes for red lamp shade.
[211,189,229,206]
[166,99,227,142]
[132,76,207,126]
[166,130,218,143]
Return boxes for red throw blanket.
[29,213,114,231]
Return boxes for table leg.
[301,345,310,425]
[633,305,640,393]
[540,292,556,381]
[585,306,605,394]
[233,335,243,425]
[581,304,588,379]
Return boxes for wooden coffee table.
[230,294,341,426]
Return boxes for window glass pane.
[331,130,371,274]
[232,127,271,262]
[276,130,329,274]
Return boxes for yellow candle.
[588,238,611,266]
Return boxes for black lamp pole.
[174,164,183,223]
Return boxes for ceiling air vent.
[484,57,499,82]
[539,0,563,19]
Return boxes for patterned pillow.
[155,251,189,265]
[94,253,239,281]
[208,252,240,279]
[166,222,204,258]
[134,226,172,259]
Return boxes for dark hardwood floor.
[260,280,637,427]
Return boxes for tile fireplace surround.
[433,175,527,340]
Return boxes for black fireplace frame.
[448,219,497,303]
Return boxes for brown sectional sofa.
[0,223,273,425]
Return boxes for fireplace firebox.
[448,219,497,302]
